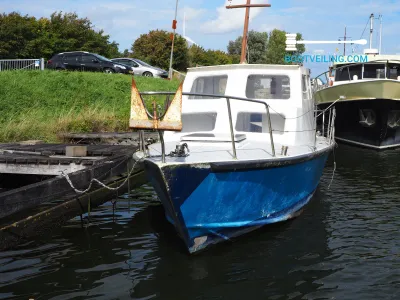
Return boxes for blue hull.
[144,147,332,253]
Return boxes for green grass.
[0,70,181,142]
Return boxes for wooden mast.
[226,0,271,64]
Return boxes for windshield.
[93,54,112,62]
[135,59,152,67]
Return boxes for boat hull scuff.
[144,148,331,253]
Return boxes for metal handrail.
[139,91,276,159]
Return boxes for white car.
[111,58,168,78]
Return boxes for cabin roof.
[187,63,302,73]
[334,54,400,65]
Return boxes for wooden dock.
[0,142,150,250]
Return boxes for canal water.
[0,144,399,300]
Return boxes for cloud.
[358,1,400,15]
[280,7,308,14]
[382,21,400,36]
[258,23,283,32]
[99,2,136,11]
[257,12,317,36]
[113,19,138,27]
[181,6,207,21]
[201,0,271,34]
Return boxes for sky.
[1,0,400,75]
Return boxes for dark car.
[47,51,133,74]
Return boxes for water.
[1,144,400,300]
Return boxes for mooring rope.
[267,97,340,121]
[59,156,144,194]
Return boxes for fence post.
[40,58,45,71]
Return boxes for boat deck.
[140,136,332,164]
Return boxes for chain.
[60,157,144,194]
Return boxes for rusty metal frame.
[129,78,184,131]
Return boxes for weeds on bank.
[0,70,181,142]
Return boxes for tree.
[227,30,268,64]
[0,11,120,59]
[206,50,233,65]
[0,12,41,58]
[188,45,233,67]
[122,49,131,57]
[48,12,120,58]
[132,30,189,71]
[265,29,305,64]
[188,44,209,67]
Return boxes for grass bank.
[0,70,181,142]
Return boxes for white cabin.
[163,64,316,147]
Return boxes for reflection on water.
[0,145,400,300]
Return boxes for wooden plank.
[0,149,140,219]
[19,140,45,145]
[0,170,148,251]
[58,131,156,139]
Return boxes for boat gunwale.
[208,142,334,172]
[314,80,400,103]
[142,141,334,172]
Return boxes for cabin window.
[246,75,290,99]
[235,112,285,134]
[189,75,228,99]
[388,64,399,79]
[330,69,336,78]
[182,113,217,132]
[348,65,362,79]
[335,65,362,81]
[335,67,350,81]
[364,64,386,79]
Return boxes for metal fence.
[0,58,45,71]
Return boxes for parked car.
[111,58,168,78]
[47,51,133,74]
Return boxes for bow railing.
[136,92,276,162]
